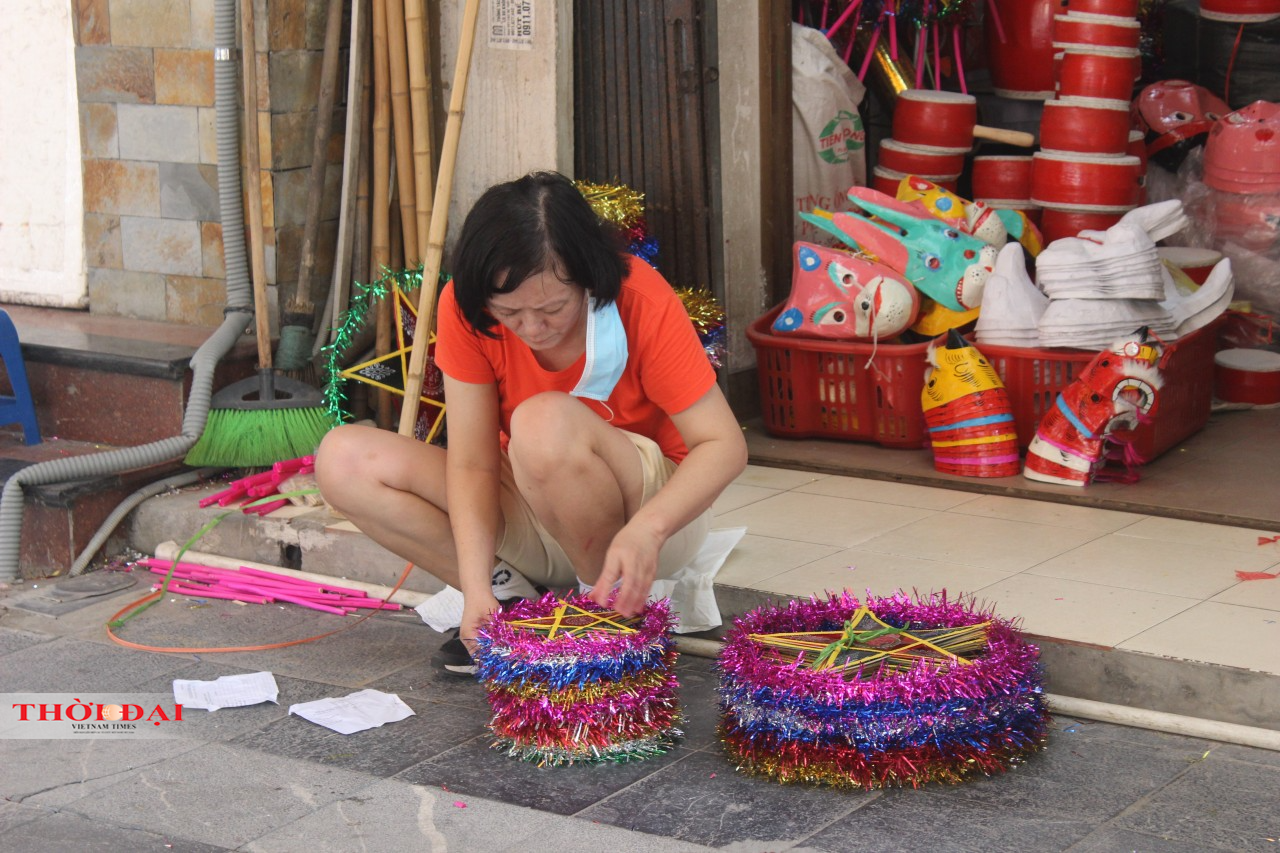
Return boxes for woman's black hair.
[449,171,628,335]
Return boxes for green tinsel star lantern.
[322,266,446,444]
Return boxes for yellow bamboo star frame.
[506,599,641,640]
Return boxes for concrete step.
[124,479,1280,736]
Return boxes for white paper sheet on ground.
[172,671,280,711]
[288,689,415,735]
[649,526,748,634]
[415,526,749,634]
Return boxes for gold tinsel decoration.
[575,180,646,228]
[674,287,725,335]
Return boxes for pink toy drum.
[1056,45,1141,101]
[892,89,1037,151]
[1052,13,1141,50]
[1038,206,1128,242]
[1203,100,1280,195]
[1031,151,1144,210]
[871,165,959,195]
[877,139,968,177]
[985,0,1058,100]
[1059,0,1139,14]
[972,155,1035,200]
[1040,96,1134,154]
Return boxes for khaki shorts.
[495,430,711,589]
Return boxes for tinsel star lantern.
[473,592,684,766]
[716,590,1049,790]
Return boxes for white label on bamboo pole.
[488,0,534,50]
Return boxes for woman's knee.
[508,392,579,472]
[314,424,377,499]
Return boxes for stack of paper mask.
[976,201,1235,350]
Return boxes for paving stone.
[60,742,379,849]
[75,45,154,104]
[267,51,322,114]
[2,739,202,809]
[86,267,168,321]
[155,49,214,107]
[1068,827,1236,853]
[0,800,48,836]
[108,0,191,47]
[200,221,225,279]
[397,732,698,817]
[1112,756,1280,850]
[120,216,202,277]
[83,213,123,269]
[804,788,1095,853]
[0,626,52,658]
[576,749,867,848]
[82,159,159,217]
[79,103,118,158]
[233,692,489,777]
[0,810,230,853]
[118,104,200,164]
[365,657,493,714]
[165,275,226,327]
[0,634,194,694]
[673,653,724,750]
[73,0,110,45]
[159,163,220,221]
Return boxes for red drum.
[1198,0,1280,22]
[871,165,959,195]
[1031,151,1144,210]
[878,139,968,177]
[1039,96,1134,154]
[1038,206,1128,243]
[1060,0,1139,14]
[985,0,1058,100]
[892,89,1036,151]
[1052,13,1141,50]
[971,155,1034,201]
[1056,45,1141,101]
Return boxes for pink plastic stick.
[335,598,402,610]
[953,25,968,94]
[857,24,882,81]
[161,583,272,605]
[986,0,1007,43]
[824,0,863,38]
[915,26,927,88]
[235,566,370,598]
[933,22,941,89]
[247,498,290,516]
[889,6,898,60]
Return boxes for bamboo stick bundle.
[404,0,436,258]
[371,0,395,428]
[399,0,481,436]
[383,0,419,266]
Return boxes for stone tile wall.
[72,0,344,331]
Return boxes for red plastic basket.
[978,319,1222,460]
[747,306,931,448]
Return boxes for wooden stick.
[384,0,420,266]
[398,0,481,436]
[283,0,346,332]
[240,0,270,369]
[404,0,436,260]
[316,0,370,355]
[371,0,395,429]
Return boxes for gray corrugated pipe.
[0,0,252,582]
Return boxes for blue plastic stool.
[0,309,42,445]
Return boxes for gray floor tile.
[2,740,205,808]
[801,788,1096,853]
[672,654,724,750]
[0,635,196,692]
[1067,826,1233,852]
[0,799,51,835]
[1111,757,1280,851]
[57,743,380,849]
[232,694,490,776]
[0,626,52,658]
[576,750,867,848]
[364,655,493,713]
[396,731,697,816]
[2,809,230,852]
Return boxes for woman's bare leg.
[506,393,644,585]
[314,424,463,588]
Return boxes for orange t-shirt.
[435,257,715,462]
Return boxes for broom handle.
[240,0,271,369]
[385,0,420,265]
[371,0,395,429]
[398,0,480,437]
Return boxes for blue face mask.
[570,297,628,402]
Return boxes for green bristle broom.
[185,0,330,468]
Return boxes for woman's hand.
[589,522,664,616]
[460,591,501,654]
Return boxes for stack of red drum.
[1029,0,1146,242]
[971,155,1038,226]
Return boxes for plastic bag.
[792,23,867,244]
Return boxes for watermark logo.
[1,693,184,739]
[817,109,867,164]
